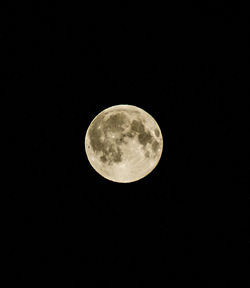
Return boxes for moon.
[85,104,163,183]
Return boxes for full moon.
[85,104,163,183]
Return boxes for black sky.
[6,2,246,287]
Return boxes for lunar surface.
[85,104,163,183]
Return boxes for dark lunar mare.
[88,112,160,164]
[102,112,127,133]
[129,119,161,157]
[88,114,104,152]
[130,119,153,146]
[88,112,127,165]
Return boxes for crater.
[154,128,160,137]
[125,131,134,138]
[115,134,128,145]
[100,155,107,163]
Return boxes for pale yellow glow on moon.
[85,104,163,183]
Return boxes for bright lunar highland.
[85,105,163,183]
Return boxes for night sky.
[6,2,246,287]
